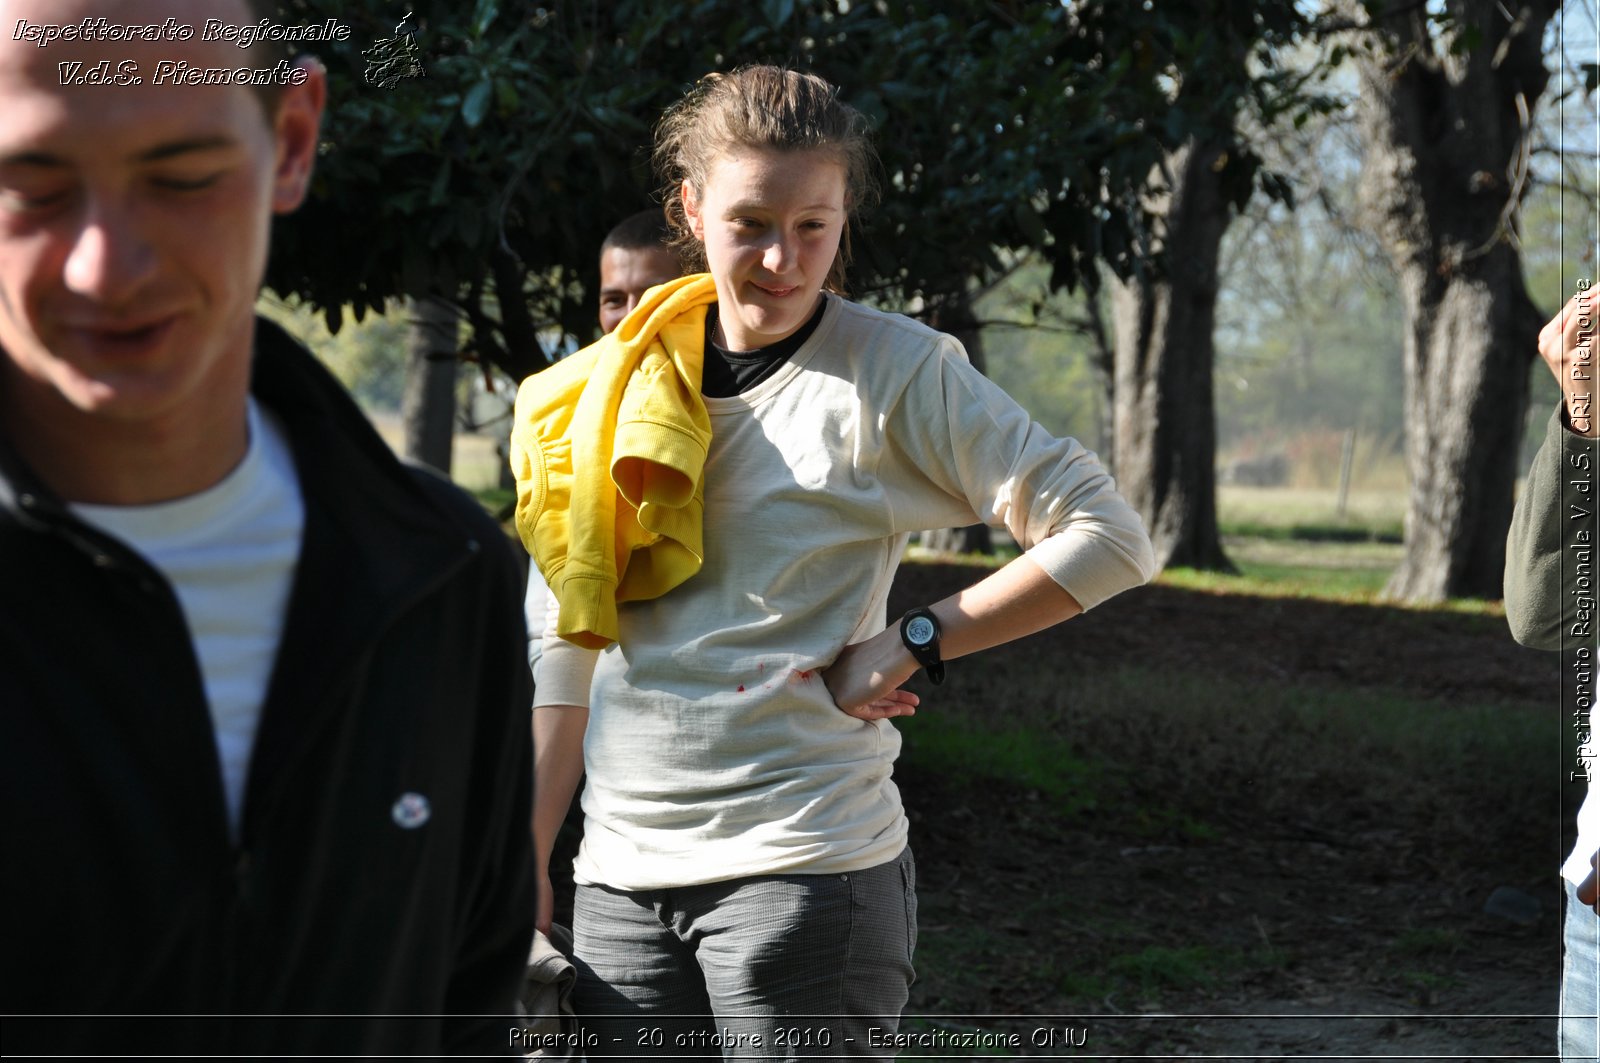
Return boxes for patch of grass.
[1052,945,1290,1005]
[1054,969,1111,998]
[1224,536,1406,571]
[907,574,1547,842]
[981,665,1554,857]
[908,918,1293,1017]
[1060,666,1546,774]
[1162,555,1394,602]
[1176,815,1218,841]
[1160,536,1503,614]
[1116,805,1224,841]
[1109,945,1223,993]
[1390,928,1464,957]
[909,509,1506,615]
[1218,485,1407,541]
[1223,520,1403,544]
[900,712,1103,815]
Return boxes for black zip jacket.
[0,320,535,1056]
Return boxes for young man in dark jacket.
[0,0,535,1054]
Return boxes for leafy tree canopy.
[267,0,1334,380]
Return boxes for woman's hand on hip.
[822,628,920,721]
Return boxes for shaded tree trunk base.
[400,295,460,474]
[1158,533,1238,575]
[924,288,998,557]
[1347,0,1555,604]
[1111,139,1237,577]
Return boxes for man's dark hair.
[240,0,298,115]
[602,209,673,253]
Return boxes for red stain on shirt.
[736,685,745,693]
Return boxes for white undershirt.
[71,399,305,837]
[523,563,550,684]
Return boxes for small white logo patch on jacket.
[391,792,432,829]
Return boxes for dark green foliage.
[265,0,1331,381]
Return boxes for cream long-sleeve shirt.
[538,296,1153,891]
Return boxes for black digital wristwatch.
[899,607,945,685]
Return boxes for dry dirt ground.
[548,560,1575,1061]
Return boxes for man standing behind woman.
[512,66,1154,1056]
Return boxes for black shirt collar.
[700,294,828,399]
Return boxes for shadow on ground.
[542,561,1569,1060]
[888,563,1566,1060]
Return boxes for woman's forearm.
[532,705,588,866]
[930,553,1084,660]
[823,555,1083,718]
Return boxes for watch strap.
[899,607,945,685]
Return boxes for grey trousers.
[570,847,916,1060]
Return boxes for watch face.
[906,616,936,646]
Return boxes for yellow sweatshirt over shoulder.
[509,273,716,649]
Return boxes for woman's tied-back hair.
[653,65,879,295]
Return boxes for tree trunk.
[401,296,459,474]
[1080,284,1116,466]
[1349,0,1556,602]
[922,287,995,555]
[1110,139,1236,574]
